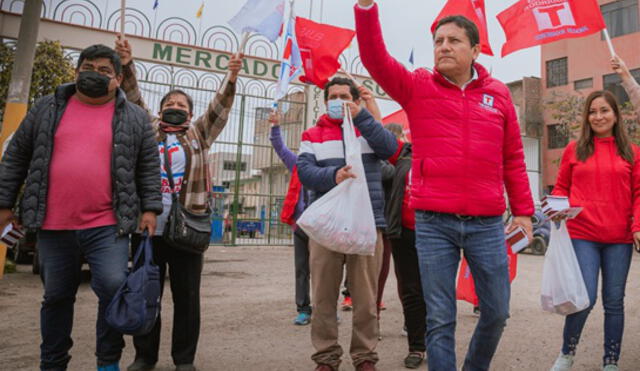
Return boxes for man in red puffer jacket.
[354,2,535,371]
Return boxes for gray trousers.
[294,227,312,314]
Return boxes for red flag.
[497,0,606,57]
[431,0,493,56]
[295,17,356,88]
[456,243,518,306]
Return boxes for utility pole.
[0,0,42,278]
[0,0,42,160]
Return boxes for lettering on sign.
[151,42,388,99]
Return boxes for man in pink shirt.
[0,44,162,371]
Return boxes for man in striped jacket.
[296,77,398,371]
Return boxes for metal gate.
[1,0,317,246]
[134,61,307,246]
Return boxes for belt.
[454,214,475,221]
[426,211,488,221]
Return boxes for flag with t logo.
[497,0,606,57]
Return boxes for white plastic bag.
[540,220,590,315]
[297,104,377,256]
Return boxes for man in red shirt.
[354,1,534,370]
[0,44,161,371]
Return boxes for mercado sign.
[149,42,390,99]
[0,11,389,100]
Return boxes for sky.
[137,0,541,115]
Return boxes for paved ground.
[1,246,640,371]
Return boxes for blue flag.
[408,48,414,66]
[153,0,159,10]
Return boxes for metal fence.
[136,61,308,246]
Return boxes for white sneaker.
[603,365,619,371]
[551,354,574,371]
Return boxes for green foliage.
[0,40,75,117]
[545,91,640,145]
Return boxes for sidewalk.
[1,246,639,370]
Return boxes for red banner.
[456,243,518,306]
[431,0,493,56]
[295,17,356,88]
[497,0,606,57]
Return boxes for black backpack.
[106,234,161,335]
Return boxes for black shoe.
[175,364,196,371]
[127,359,155,371]
[404,352,425,369]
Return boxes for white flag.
[228,0,285,43]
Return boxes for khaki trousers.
[309,230,384,368]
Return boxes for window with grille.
[548,124,569,149]
[223,161,247,171]
[255,107,270,121]
[574,78,593,90]
[602,0,639,39]
[603,68,640,104]
[546,58,568,88]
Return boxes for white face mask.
[327,99,345,119]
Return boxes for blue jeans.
[37,225,129,371]
[561,239,632,366]
[415,211,510,371]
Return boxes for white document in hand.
[1,224,24,247]
[506,226,530,254]
[541,195,583,221]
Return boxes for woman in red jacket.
[550,90,640,371]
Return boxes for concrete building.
[507,77,544,203]
[541,0,640,191]
[208,152,252,189]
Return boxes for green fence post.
[230,94,246,246]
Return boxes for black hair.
[433,15,480,47]
[160,89,194,114]
[77,44,122,74]
[324,77,360,101]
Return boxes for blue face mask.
[327,99,345,120]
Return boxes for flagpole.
[120,0,126,36]
[238,32,250,54]
[603,28,616,57]
[273,0,296,111]
[340,68,361,87]
[153,4,158,38]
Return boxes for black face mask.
[76,71,111,98]
[161,108,189,125]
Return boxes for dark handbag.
[162,140,211,254]
[106,233,161,335]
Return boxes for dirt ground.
[1,246,640,371]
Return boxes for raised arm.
[193,53,243,147]
[358,85,382,122]
[269,111,297,172]
[115,36,152,117]
[611,56,640,116]
[354,2,415,106]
